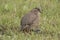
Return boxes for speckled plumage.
[20,8,41,34]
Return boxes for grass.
[0,0,60,40]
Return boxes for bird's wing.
[21,13,37,25]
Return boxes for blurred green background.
[0,0,60,40]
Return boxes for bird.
[20,8,41,34]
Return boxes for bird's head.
[31,7,42,15]
[31,7,42,14]
[34,8,42,13]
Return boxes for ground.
[0,0,60,40]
